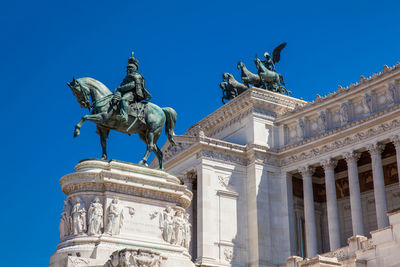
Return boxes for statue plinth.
[50,159,194,267]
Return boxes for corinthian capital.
[298,165,315,177]
[391,135,400,148]
[367,142,385,156]
[321,158,338,170]
[344,150,360,163]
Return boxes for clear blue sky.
[1,0,399,266]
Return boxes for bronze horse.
[67,77,177,169]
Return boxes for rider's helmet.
[264,52,270,59]
[127,52,139,70]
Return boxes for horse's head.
[219,82,228,90]
[67,77,91,111]
[254,57,263,71]
[222,72,231,81]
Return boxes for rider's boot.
[120,100,129,122]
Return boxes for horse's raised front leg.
[97,126,110,160]
[74,118,86,138]
[74,114,104,138]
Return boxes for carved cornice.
[196,149,248,166]
[186,88,306,137]
[61,161,192,208]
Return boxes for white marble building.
[152,63,400,267]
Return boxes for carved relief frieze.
[224,247,233,263]
[154,206,192,249]
[281,118,400,166]
[218,175,230,189]
[340,102,349,125]
[104,248,167,267]
[196,149,247,166]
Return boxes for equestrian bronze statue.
[67,52,177,169]
[220,42,290,104]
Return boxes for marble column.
[299,165,317,257]
[283,172,296,256]
[390,135,400,187]
[367,143,390,228]
[321,158,340,251]
[344,151,364,236]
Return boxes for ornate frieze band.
[281,118,400,166]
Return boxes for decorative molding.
[186,88,306,137]
[224,247,233,263]
[61,162,193,209]
[217,190,239,199]
[196,149,247,166]
[218,175,230,189]
[281,118,400,166]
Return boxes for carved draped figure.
[72,202,87,235]
[59,211,71,238]
[88,201,104,235]
[184,214,191,249]
[174,212,185,246]
[105,199,123,235]
[160,207,175,244]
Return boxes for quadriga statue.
[67,52,177,169]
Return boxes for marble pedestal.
[49,159,195,267]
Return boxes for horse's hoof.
[138,160,146,166]
[101,155,107,160]
[74,130,80,138]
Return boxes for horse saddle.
[128,102,146,124]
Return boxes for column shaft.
[368,143,389,228]
[299,166,317,257]
[322,159,341,250]
[390,135,400,187]
[284,172,296,256]
[344,151,364,236]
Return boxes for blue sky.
[1,0,400,266]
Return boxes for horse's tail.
[162,107,177,146]
[279,74,285,85]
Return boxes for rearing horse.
[67,77,177,169]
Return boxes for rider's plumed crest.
[127,52,139,69]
